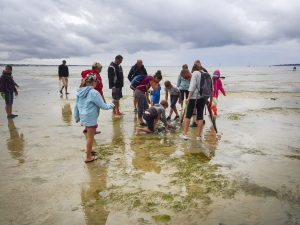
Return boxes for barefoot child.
[150,83,161,106]
[136,100,174,133]
[211,70,226,118]
[74,73,115,163]
[164,80,181,120]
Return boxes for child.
[164,80,181,120]
[74,73,115,163]
[177,65,191,109]
[0,65,19,119]
[211,70,226,118]
[136,100,174,133]
[150,84,161,106]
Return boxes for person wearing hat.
[58,60,69,95]
[211,69,226,118]
[74,73,115,163]
[81,62,106,102]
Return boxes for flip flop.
[91,151,97,156]
[85,156,98,163]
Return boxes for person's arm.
[91,90,114,110]
[74,99,80,123]
[165,88,168,101]
[66,66,69,77]
[178,89,182,104]
[143,66,148,75]
[160,109,168,127]
[146,90,151,104]
[127,66,134,81]
[177,75,181,88]
[108,66,116,91]
[187,73,197,100]
[218,80,226,96]
[58,65,61,76]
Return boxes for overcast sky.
[0,0,299,66]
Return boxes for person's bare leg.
[5,104,12,116]
[85,127,96,162]
[173,107,179,117]
[134,97,137,110]
[197,119,204,137]
[183,118,191,135]
[169,108,174,118]
[112,100,118,115]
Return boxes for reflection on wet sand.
[61,102,72,125]
[111,117,125,146]
[81,164,109,225]
[203,126,220,158]
[7,120,25,164]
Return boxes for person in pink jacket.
[211,70,226,118]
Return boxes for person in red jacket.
[81,62,106,103]
[80,62,106,135]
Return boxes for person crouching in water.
[74,73,115,163]
[136,100,174,133]
[134,70,162,126]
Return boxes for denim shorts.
[4,91,14,105]
[170,95,179,109]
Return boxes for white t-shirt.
[165,85,180,96]
[188,71,202,99]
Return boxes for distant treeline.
[273,64,300,66]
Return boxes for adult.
[177,64,192,109]
[180,62,209,140]
[128,60,148,112]
[134,70,162,125]
[81,62,106,102]
[108,55,124,116]
[58,60,69,95]
[0,65,19,119]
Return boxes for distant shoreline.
[273,64,300,66]
[0,63,299,67]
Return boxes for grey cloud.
[0,0,299,61]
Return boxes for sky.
[0,0,300,66]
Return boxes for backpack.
[130,74,146,90]
[199,72,213,98]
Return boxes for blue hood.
[77,86,93,98]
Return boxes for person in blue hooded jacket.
[74,73,114,163]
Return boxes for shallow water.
[0,66,299,225]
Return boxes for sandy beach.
[0,66,299,225]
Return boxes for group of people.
[71,56,226,163]
[0,57,226,164]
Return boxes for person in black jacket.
[128,60,148,112]
[58,60,69,95]
[108,55,124,116]
[0,65,19,119]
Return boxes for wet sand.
[0,68,300,225]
